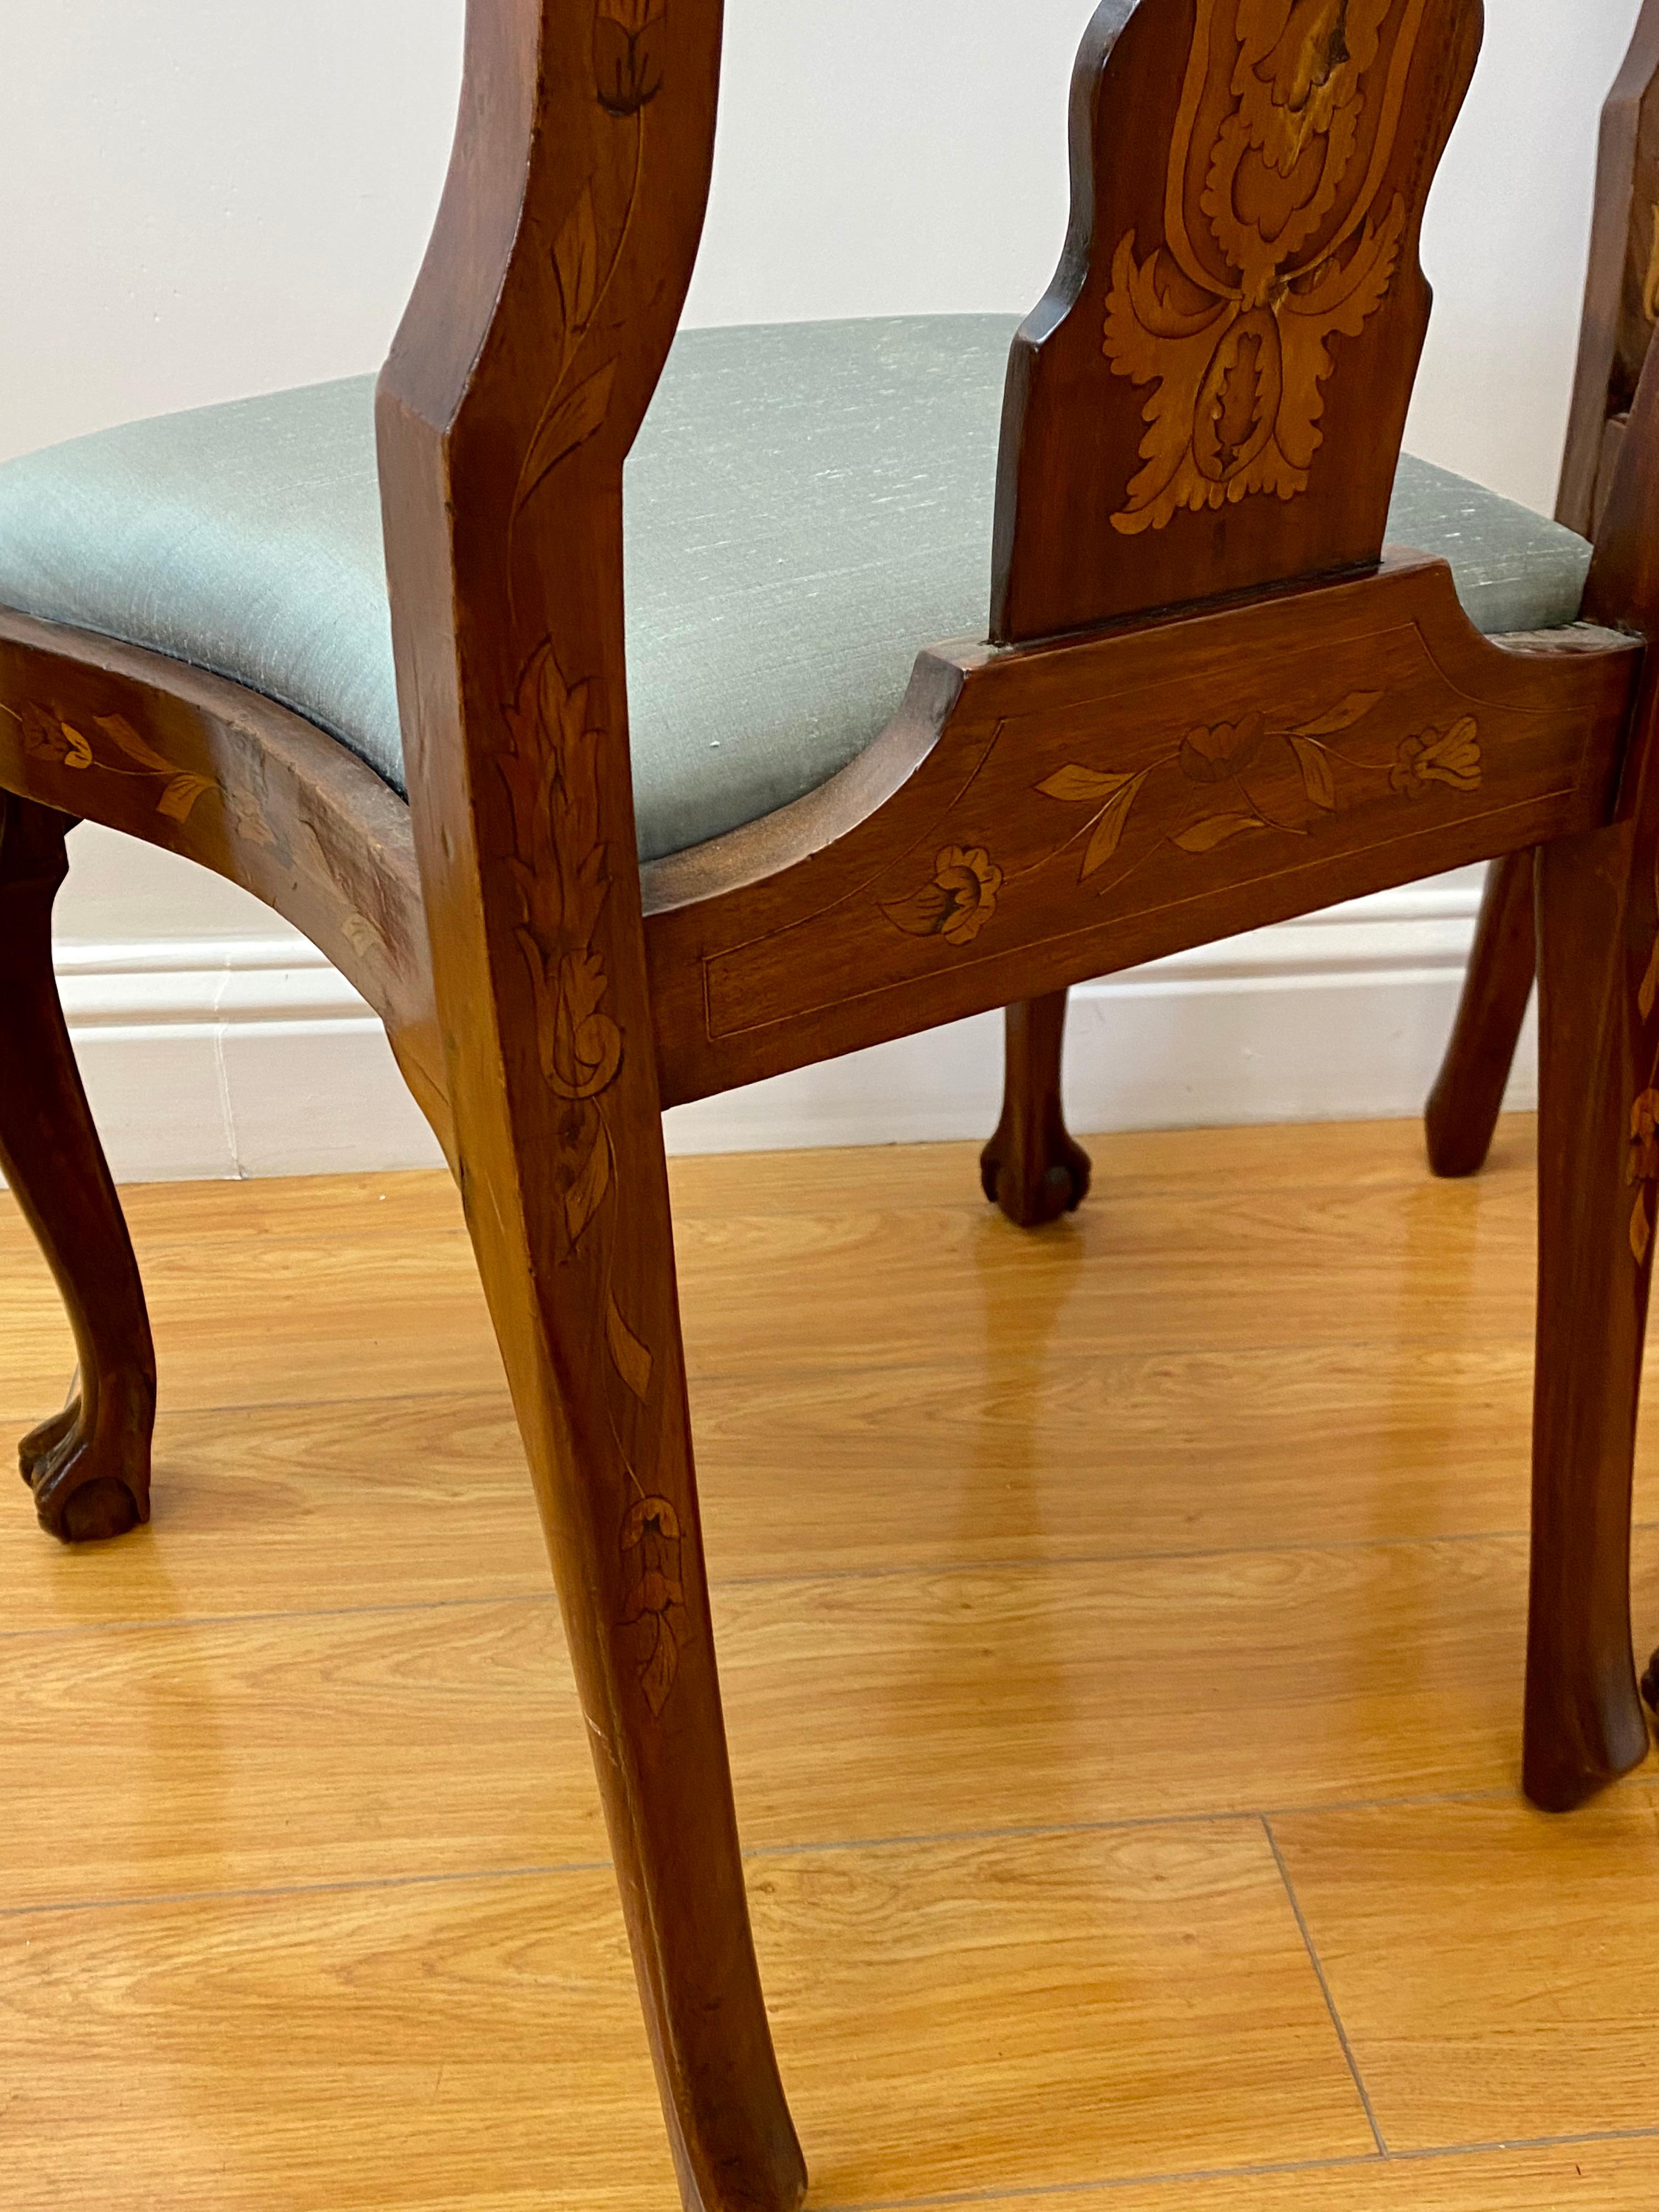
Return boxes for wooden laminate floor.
[3,1115,1658,2209]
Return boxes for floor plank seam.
[1260,1813,1387,2157]
[823,2149,1392,2208]
[820,2123,1659,2209]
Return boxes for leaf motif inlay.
[14,704,217,821]
[1102,0,1426,532]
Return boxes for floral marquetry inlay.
[496,643,656,1426]
[620,1494,685,1714]
[882,846,1004,946]
[1103,0,1430,533]
[3,702,215,822]
[875,683,1488,956]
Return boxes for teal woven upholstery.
[0,317,1594,865]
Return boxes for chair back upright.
[1560,0,1659,537]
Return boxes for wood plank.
[13,1532,1659,1911]
[1271,1793,1659,2152]
[0,1395,550,1629]
[0,1115,1553,1415]
[7,1122,1659,2207]
[14,1327,1653,1631]
[662,1115,1541,1220]
[0,1826,1371,2210]
[972,2138,1659,2209]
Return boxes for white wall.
[0,1,1640,1175]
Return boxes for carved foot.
[1641,1651,1659,1718]
[19,1373,153,1543]
[980,1124,1093,1227]
[982,994,1093,1228]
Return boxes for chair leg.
[1424,851,1537,1178]
[980,992,1092,1227]
[459,1116,804,2212]
[1524,826,1652,1812]
[0,794,155,1542]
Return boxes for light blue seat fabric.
[0,316,1595,865]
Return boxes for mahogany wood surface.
[375,4,802,2205]
[1428,0,1659,1184]
[0,612,448,1153]
[1558,0,1659,539]
[992,0,1481,641]
[1423,845,1535,1177]
[646,558,1638,1107]
[1523,338,1659,1809]
[981,993,1093,1227]
[0,793,154,1542]
[6,0,1659,2202]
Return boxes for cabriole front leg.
[0,792,155,1542]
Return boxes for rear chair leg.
[1525,826,1653,1810]
[0,794,155,1542]
[1425,850,1537,1177]
[981,992,1092,1227]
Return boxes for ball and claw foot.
[979,1126,1093,1229]
[19,1380,151,1544]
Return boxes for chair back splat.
[994,0,1484,641]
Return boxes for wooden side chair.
[1425,0,1659,1178]
[1015,0,1659,1225]
[3,4,1658,2205]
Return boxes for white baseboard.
[49,879,1531,1182]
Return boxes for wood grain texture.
[1558,0,1659,534]
[4,1134,1659,2207]
[1423,845,1535,1178]
[5,2,1659,2197]
[18,1531,1659,1914]
[971,2141,1659,2210]
[1273,1792,1659,2150]
[377,4,804,2197]
[0,1830,1374,2212]
[0,794,155,1540]
[645,562,1638,1107]
[1521,315,1659,1809]
[992,0,1483,639]
[0,613,447,1142]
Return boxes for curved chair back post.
[992,0,1485,643]
[1558,0,1659,535]
[375,0,725,1424]
[374,15,810,2212]
[374,0,724,1415]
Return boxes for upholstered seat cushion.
[0,317,1595,865]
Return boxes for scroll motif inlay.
[1103,0,1430,533]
